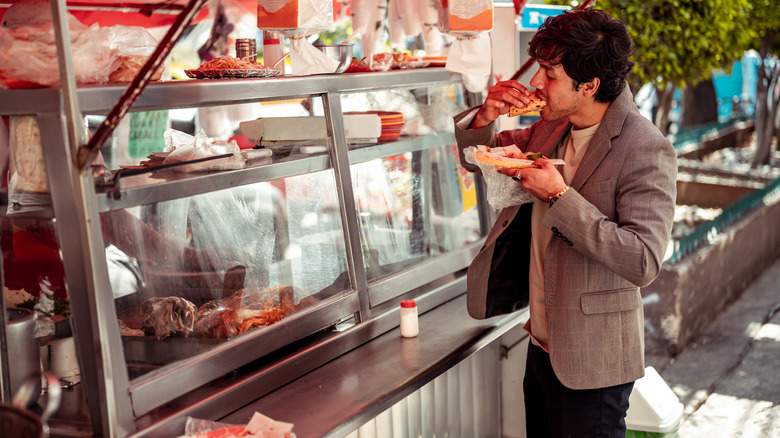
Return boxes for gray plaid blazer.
[454,86,677,389]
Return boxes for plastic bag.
[163,129,245,172]
[257,0,337,75]
[437,0,493,35]
[106,25,164,82]
[178,412,296,438]
[0,23,118,87]
[436,0,493,91]
[463,145,536,210]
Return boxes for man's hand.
[472,80,533,129]
[505,158,567,202]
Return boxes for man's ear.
[581,77,600,97]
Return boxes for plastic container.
[263,31,285,74]
[625,367,684,438]
[399,300,419,338]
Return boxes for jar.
[235,38,257,60]
[400,300,419,338]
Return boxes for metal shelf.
[0,69,460,115]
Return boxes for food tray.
[185,69,281,79]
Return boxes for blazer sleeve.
[542,132,677,287]
[453,106,536,174]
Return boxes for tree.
[546,0,756,134]
[750,0,780,168]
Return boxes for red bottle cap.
[400,300,417,308]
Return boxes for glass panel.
[105,172,348,375]
[343,83,482,283]
[92,98,328,177]
[353,144,481,282]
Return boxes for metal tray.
[184,69,281,79]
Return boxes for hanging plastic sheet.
[420,0,443,56]
[437,0,493,92]
[0,2,163,88]
[257,0,339,74]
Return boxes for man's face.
[529,61,581,122]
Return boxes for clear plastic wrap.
[0,22,117,87]
[106,25,164,82]
[463,145,536,210]
[437,0,493,35]
[436,0,493,90]
[162,128,245,172]
[178,412,296,438]
[257,0,338,75]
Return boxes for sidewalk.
[645,256,780,437]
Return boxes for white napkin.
[163,129,245,172]
[445,33,491,77]
[289,37,339,75]
[243,411,296,438]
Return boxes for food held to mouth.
[508,93,547,117]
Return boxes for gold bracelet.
[548,186,570,207]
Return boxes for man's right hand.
[471,80,533,129]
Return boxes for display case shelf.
[0,67,487,438]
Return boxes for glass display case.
[0,68,493,437]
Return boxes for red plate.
[378,131,402,142]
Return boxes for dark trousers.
[523,343,634,438]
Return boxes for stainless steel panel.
[349,342,501,438]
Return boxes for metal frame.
[0,12,483,434]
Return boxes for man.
[454,9,677,437]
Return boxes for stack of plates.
[375,111,405,142]
[345,111,404,142]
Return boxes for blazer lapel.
[570,86,634,191]
[531,120,571,158]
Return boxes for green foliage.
[544,0,757,91]
[749,0,780,55]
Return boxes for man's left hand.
[501,158,567,202]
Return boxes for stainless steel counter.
[221,294,528,438]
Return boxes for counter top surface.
[221,295,528,437]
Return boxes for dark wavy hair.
[528,8,634,103]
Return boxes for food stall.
[0,1,530,436]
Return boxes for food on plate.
[473,145,564,169]
[508,92,547,117]
[192,55,272,71]
[140,296,198,340]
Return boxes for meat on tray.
[135,286,295,341]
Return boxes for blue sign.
[520,5,569,30]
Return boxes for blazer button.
[502,220,508,227]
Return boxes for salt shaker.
[400,300,419,338]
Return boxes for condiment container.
[400,300,419,338]
[235,38,257,60]
[263,30,285,74]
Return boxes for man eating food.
[453,8,677,437]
